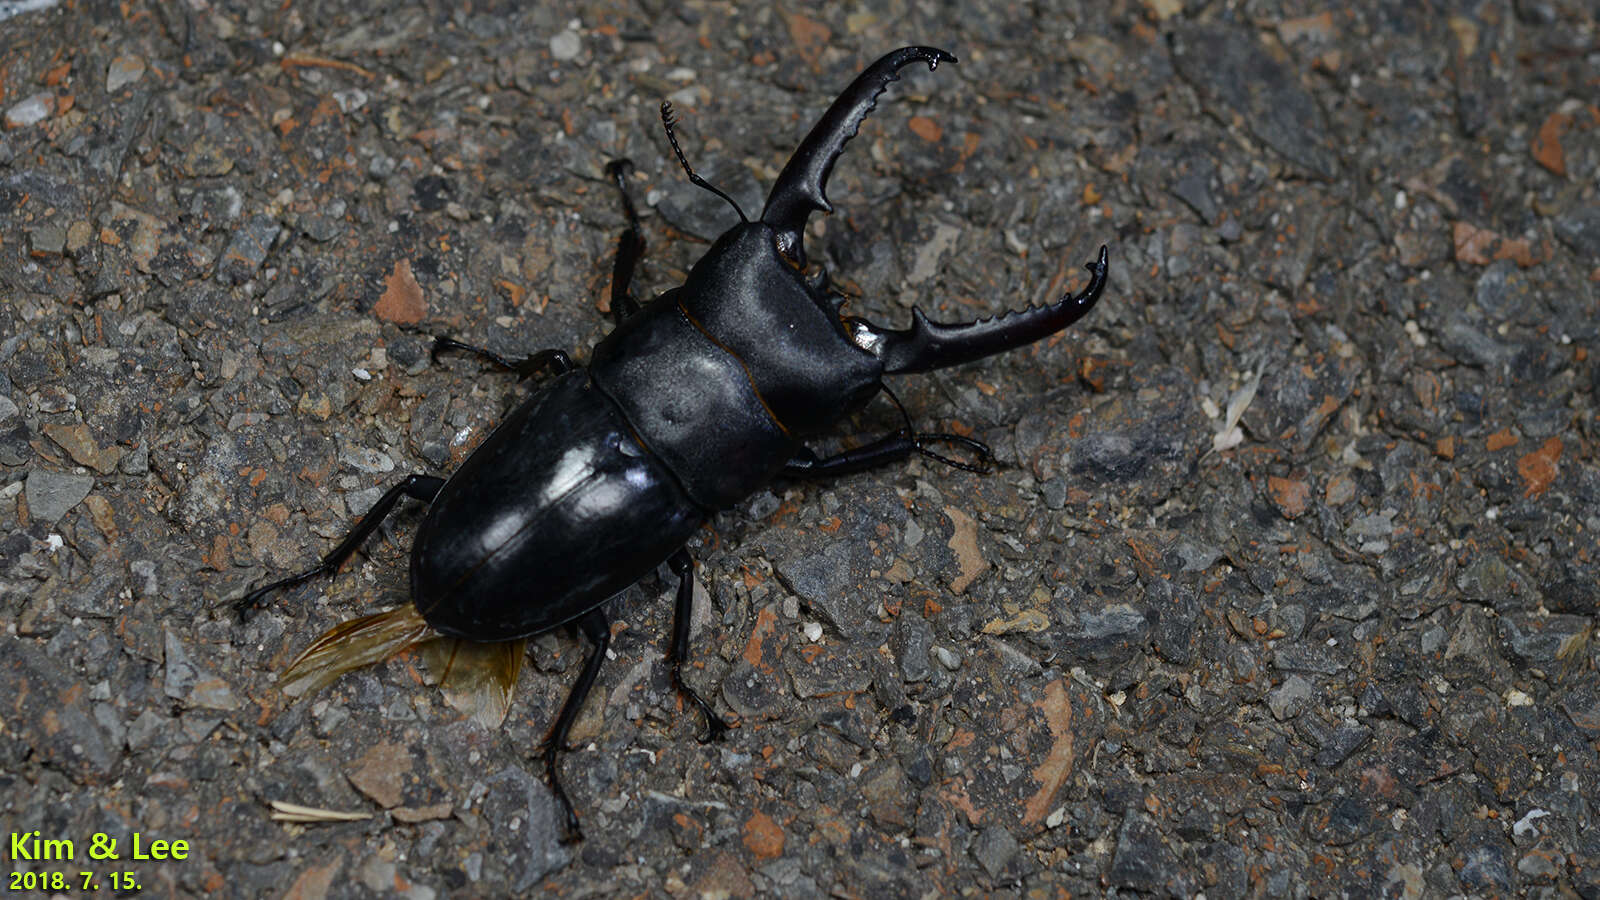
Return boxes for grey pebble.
[24,469,94,524]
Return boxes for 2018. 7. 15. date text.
[6,829,190,893]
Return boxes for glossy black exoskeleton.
[238,46,1109,841]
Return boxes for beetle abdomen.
[410,370,701,641]
[590,294,799,509]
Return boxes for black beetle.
[239,46,1108,841]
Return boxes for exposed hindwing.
[281,605,528,729]
[420,636,528,729]
[280,605,436,698]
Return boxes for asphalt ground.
[2,1,1597,896]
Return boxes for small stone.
[1170,171,1219,223]
[332,88,368,114]
[1457,841,1514,893]
[368,154,397,180]
[1170,25,1338,178]
[1273,643,1347,675]
[1517,848,1560,880]
[981,608,1051,635]
[1304,796,1375,845]
[65,220,93,254]
[341,445,395,474]
[126,709,168,750]
[358,858,397,893]
[188,676,240,711]
[742,810,785,859]
[907,115,942,143]
[1530,110,1569,176]
[163,630,201,700]
[1065,603,1150,662]
[24,469,94,524]
[42,423,122,474]
[1512,808,1551,839]
[182,137,235,177]
[944,506,988,593]
[1516,436,1562,498]
[1452,221,1536,267]
[5,92,53,128]
[282,860,342,900]
[35,386,77,413]
[28,224,66,256]
[1268,674,1315,720]
[1474,259,1534,319]
[549,29,582,61]
[861,762,913,829]
[1347,510,1395,540]
[217,214,280,284]
[345,480,385,515]
[656,159,762,240]
[1109,813,1187,893]
[106,54,146,92]
[893,615,933,682]
[971,825,1019,879]
[302,199,348,242]
[347,741,412,808]
[375,258,427,324]
[908,223,963,285]
[1553,205,1600,260]
[187,184,244,223]
[1267,475,1311,519]
[1456,556,1534,611]
[1560,689,1600,737]
[1314,721,1372,767]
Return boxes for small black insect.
[239,46,1108,841]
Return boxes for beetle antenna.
[880,384,994,474]
[660,102,749,223]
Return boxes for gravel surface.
[2,1,1597,897]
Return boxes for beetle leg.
[667,549,732,742]
[539,607,610,843]
[604,159,644,324]
[428,338,574,378]
[782,433,916,477]
[782,430,994,478]
[784,385,994,476]
[233,474,444,617]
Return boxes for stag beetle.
[238,46,1108,841]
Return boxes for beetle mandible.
[239,46,1109,841]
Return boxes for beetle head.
[669,47,1108,390]
[752,48,1110,377]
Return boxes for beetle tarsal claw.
[698,711,734,743]
[912,432,995,474]
[540,742,586,842]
